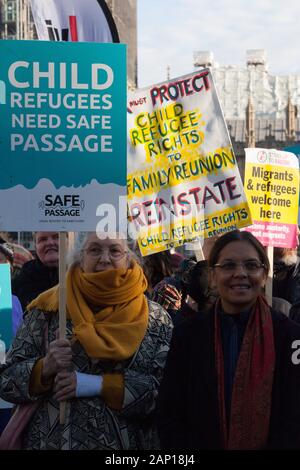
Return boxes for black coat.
[157,308,300,449]
[291,302,300,323]
[273,256,300,306]
[12,258,58,311]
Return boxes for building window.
[6,1,16,22]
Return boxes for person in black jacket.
[12,232,59,311]
[157,230,300,450]
[173,259,217,326]
[290,301,300,323]
[273,246,300,307]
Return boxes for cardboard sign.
[244,148,299,247]
[284,145,300,225]
[127,70,252,255]
[0,40,126,231]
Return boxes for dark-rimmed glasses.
[213,260,265,273]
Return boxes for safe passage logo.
[39,194,85,217]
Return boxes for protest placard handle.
[59,232,67,425]
[191,241,205,261]
[265,246,273,306]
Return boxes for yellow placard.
[244,163,299,224]
[136,201,252,256]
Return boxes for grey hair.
[68,232,89,267]
[68,231,139,268]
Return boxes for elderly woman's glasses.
[83,246,127,261]
[213,260,265,273]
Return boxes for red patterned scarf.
[215,295,275,449]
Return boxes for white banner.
[127,70,252,256]
[244,148,299,248]
[29,0,119,43]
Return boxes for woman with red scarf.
[157,230,300,449]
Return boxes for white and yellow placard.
[244,148,299,247]
[127,70,252,256]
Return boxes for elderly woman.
[0,232,172,450]
[157,230,300,449]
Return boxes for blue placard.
[0,264,13,351]
[0,39,127,231]
[285,144,300,156]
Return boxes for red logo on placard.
[257,151,267,163]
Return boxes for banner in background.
[29,0,119,43]
[0,40,126,231]
[127,69,252,256]
[244,148,299,247]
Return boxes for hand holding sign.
[41,335,72,384]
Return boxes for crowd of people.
[0,228,300,450]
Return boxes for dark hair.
[208,230,270,274]
[142,251,175,289]
[183,261,209,299]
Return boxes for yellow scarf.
[28,260,149,361]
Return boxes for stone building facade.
[106,0,137,88]
[0,0,35,39]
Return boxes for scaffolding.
[0,0,35,39]
[194,49,300,121]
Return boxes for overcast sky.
[137,0,300,88]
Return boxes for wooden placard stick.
[265,246,273,306]
[191,240,205,262]
[59,232,67,425]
